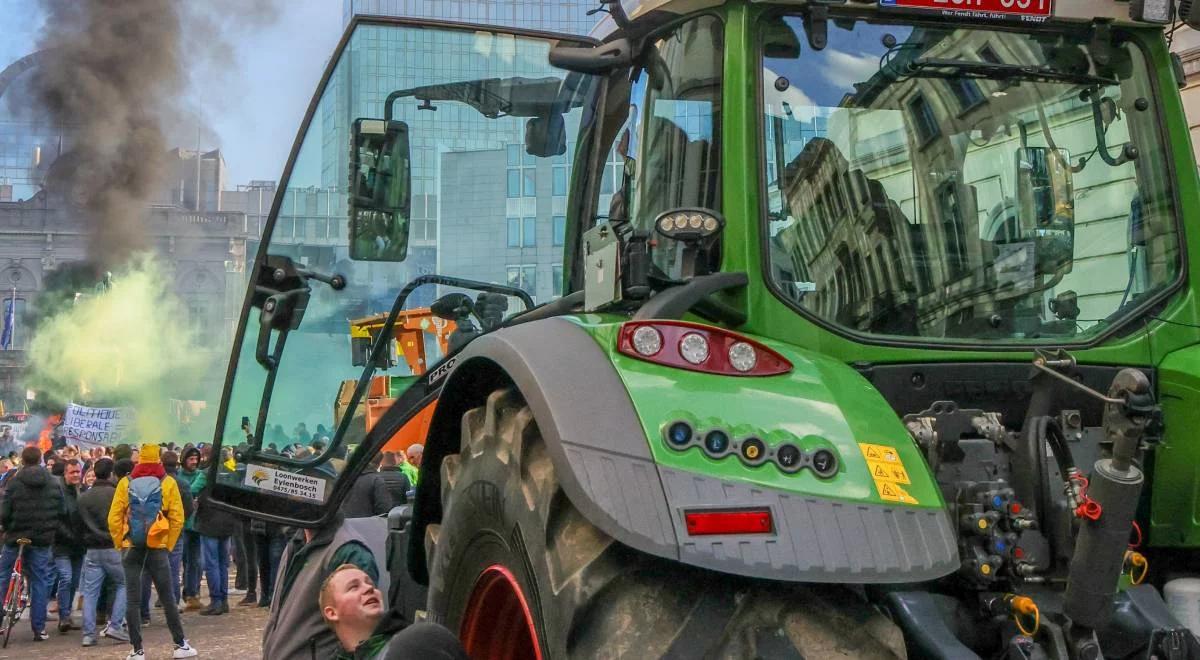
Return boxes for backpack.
[127,476,166,546]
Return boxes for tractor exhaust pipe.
[1063,370,1154,635]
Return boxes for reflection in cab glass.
[218,24,600,502]
[761,16,1180,343]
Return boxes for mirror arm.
[1085,88,1139,167]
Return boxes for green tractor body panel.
[1151,340,1200,547]
[568,315,945,510]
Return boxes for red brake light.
[684,509,774,536]
[617,321,792,376]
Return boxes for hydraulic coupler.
[1063,369,1155,631]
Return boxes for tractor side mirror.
[525,113,567,159]
[431,293,475,322]
[1016,146,1075,276]
[349,118,412,262]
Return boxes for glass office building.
[267,1,599,311]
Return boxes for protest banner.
[61,403,135,447]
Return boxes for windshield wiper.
[903,58,1117,88]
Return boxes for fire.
[36,413,61,452]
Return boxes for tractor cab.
[210,2,1200,658]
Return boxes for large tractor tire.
[425,388,907,659]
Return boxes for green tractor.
[209,0,1200,657]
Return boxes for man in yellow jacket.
[108,444,198,660]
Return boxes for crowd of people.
[0,434,439,658]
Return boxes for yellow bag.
[147,511,171,547]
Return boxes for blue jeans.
[0,543,53,633]
[182,530,202,598]
[139,540,184,618]
[80,549,126,637]
[54,553,83,617]
[201,536,230,604]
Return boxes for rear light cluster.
[618,321,792,377]
[664,420,839,479]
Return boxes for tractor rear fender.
[408,316,959,586]
[409,316,675,584]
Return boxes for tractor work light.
[654,208,724,241]
[728,342,758,373]
[617,321,793,377]
[631,325,664,357]
[679,333,711,365]
[684,509,773,536]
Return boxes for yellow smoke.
[27,255,208,442]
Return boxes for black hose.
[1042,417,1076,480]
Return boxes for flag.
[0,293,14,351]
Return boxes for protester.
[175,446,204,612]
[320,564,466,660]
[83,466,97,489]
[235,516,259,606]
[377,453,411,505]
[53,458,86,633]
[262,512,386,659]
[190,456,240,616]
[343,453,392,519]
[0,445,65,641]
[250,517,286,609]
[138,450,192,623]
[107,443,196,659]
[401,444,422,487]
[78,458,128,647]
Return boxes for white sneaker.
[126,650,145,660]
[228,587,247,596]
[173,640,199,658]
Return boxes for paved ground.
[0,593,268,660]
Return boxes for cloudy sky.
[0,0,343,186]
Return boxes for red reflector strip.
[684,510,773,536]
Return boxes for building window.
[508,217,537,248]
[507,143,537,198]
[908,94,940,146]
[507,170,521,198]
[522,217,536,247]
[506,265,537,296]
[553,216,566,246]
[553,166,568,196]
[507,217,521,247]
[978,45,1003,65]
[552,264,564,297]
[947,78,985,112]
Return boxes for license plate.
[879,0,1054,20]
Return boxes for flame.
[37,414,61,452]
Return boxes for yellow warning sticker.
[859,443,900,463]
[868,460,911,485]
[859,443,919,505]
[875,480,919,504]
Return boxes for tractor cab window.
[760,15,1181,344]
[601,14,724,279]
[211,20,600,523]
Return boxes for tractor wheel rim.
[460,564,543,660]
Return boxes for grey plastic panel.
[660,468,959,583]
[453,318,680,557]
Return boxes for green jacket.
[399,462,418,487]
[177,468,203,531]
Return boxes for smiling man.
[319,565,465,660]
